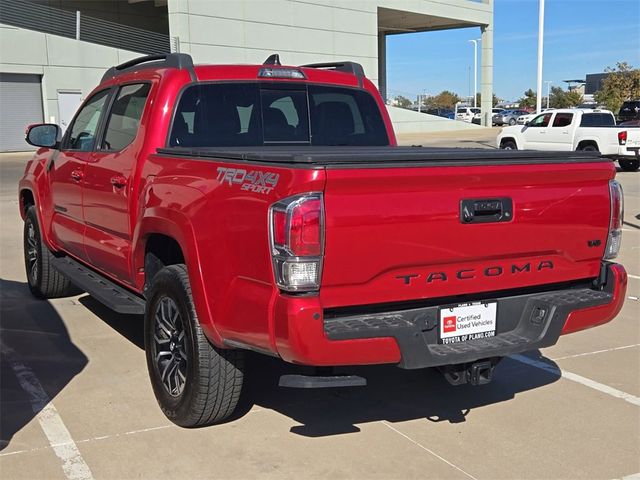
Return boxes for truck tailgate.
[320,161,614,308]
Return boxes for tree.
[565,90,584,107]
[518,89,537,109]
[393,95,412,109]
[594,62,640,113]
[423,90,460,109]
[549,86,583,108]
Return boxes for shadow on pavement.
[78,295,144,349]
[0,279,88,451]
[74,292,562,436]
[240,351,560,436]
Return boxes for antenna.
[263,54,281,66]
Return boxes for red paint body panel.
[561,263,627,334]
[18,60,626,369]
[320,161,615,307]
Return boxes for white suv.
[456,106,480,123]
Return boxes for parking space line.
[551,344,640,361]
[1,341,94,480]
[512,354,640,407]
[382,421,478,480]
[627,274,640,280]
[0,425,175,458]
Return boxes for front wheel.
[619,158,640,172]
[144,264,244,427]
[500,140,517,150]
[23,206,79,298]
[508,118,516,126]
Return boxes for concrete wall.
[0,23,140,124]
[167,0,380,85]
[387,106,481,134]
[31,0,169,34]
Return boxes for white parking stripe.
[1,342,94,480]
[382,421,478,480]
[512,354,640,407]
[627,274,640,280]
[551,344,639,361]
[622,473,640,480]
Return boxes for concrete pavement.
[1,144,639,480]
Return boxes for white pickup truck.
[497,108,640,171]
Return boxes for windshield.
[168,83,389,147]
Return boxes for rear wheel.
[23,206,78,298]
[501,140,517,150]
[144,264,244,427]
[508,118,516,126]
[619,158,640,172]
[579,144,599,152]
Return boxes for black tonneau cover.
[156,146,605,167]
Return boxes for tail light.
[618,131,627,145]
[269,193,323,292]
[604,180,624,260]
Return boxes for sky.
[386,0,640,103]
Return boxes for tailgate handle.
[461,198,513,224]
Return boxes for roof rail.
[301,61,365,78]
[101,53,196,83]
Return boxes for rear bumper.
[611,146,640,159]
[273,263,627,369]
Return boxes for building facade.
[0,0,494,151]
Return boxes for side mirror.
[25,124,60,149]
[524,121,531,127]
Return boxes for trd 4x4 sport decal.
[216,167,279,194]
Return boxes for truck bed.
[157,145,605,167]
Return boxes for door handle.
[70,170,84,182]
[110,175,127,188]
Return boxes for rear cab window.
[168,83,389,147]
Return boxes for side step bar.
[51,256,146,315]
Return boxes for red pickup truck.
[20,54,627,427]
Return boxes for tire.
[508,118,516,126]
[501,140,517,150]
[144,264,244,427]
[580,144,599,152]
[23,206,78,298]
[619,158,639,172]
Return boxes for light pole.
[544,80,552,109]
[469,39,481,108]
[536,0,545,113]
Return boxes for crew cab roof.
[99,53,367,89]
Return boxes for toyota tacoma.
[19,54,627,427]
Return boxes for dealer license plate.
[438,301,497,344]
